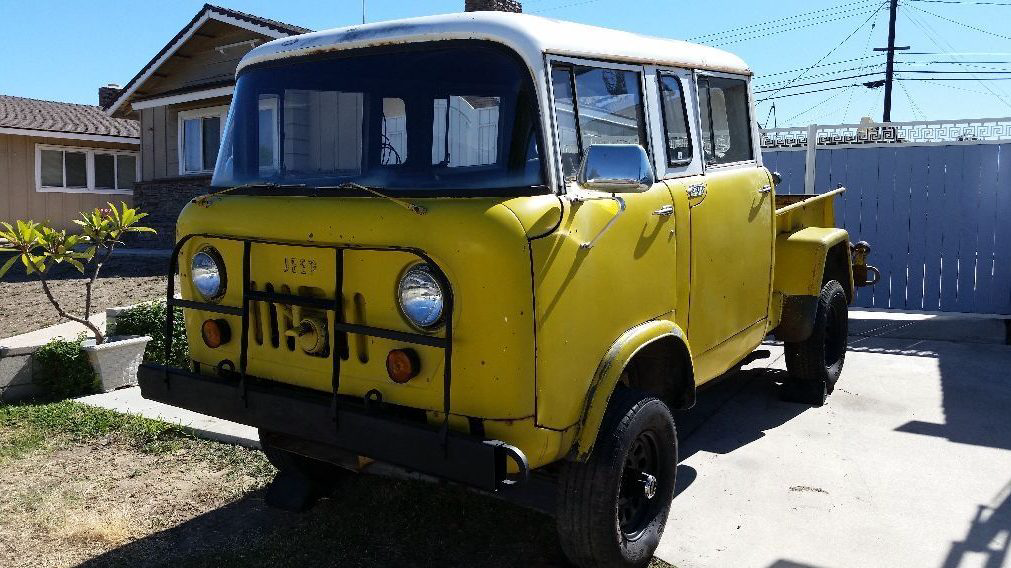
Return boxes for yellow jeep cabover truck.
[139,12,874,568]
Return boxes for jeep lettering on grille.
[283,257,318,275]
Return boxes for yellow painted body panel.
[179,196,540,421]
[572,319,690,460]
[773,227,851,297]
[685,167,775,382]
[529,182,679,430]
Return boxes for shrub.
[33,335,97,399]
[114,301,189,367]
[0,203,156,344]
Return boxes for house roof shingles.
[104,4,312,114]
[0,95,139,138]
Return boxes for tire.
[557,388,678,568]
[783,279,848,406]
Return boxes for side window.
[551,64,648,180]
[697,76,753,165]
[432,96,501,168]
[658,74,693,166]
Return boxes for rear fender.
[572,319,693,461]
[774,227,852,342]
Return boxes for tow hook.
[851,241,880,287]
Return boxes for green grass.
[0,402,677,567]
[0,400,190,459]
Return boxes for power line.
[908,0,1011,5]
[755,72,884,94]
[897,69,1011,73]
[754,54,884,78]
[785,85,859,122]
[908,3,1011,40]
[690,0,878,41]
[754,64,888,88]
[756,1,889,103]
[898,76,1011,80]
[903,9,1011,108]
[709,7,883,46]
[898,80,927,119]
[762,83,865,101]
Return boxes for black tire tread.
[784,279,848,404]
[557,388,677,568]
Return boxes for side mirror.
[771,171,783,185]
[578,144,655,193]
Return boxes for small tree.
[0,203,156,344]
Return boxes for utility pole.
[875,0,908,122]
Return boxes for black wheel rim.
[824,304,846,368]
[618,430,661,538]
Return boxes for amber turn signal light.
[201,319,231,348]
[386,348,420,383]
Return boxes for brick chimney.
[465,0,522,12]
[98,83,121,109]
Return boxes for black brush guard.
[137,233,528,491]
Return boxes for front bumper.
[138,363,528,491]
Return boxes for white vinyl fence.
[761,117,1011,316]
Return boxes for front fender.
[572,319,692,461]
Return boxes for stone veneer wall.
[131,176,212,249]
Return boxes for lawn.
[0,253,172,339]
[0,401,674,568]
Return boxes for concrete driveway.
[658,310,1011,568]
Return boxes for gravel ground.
[0,253,173,339]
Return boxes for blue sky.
[2,0,1009,126]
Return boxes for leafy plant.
[0,203,156,344]
[114,301,189,367]
[32,335,98,399]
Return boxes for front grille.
[249,281,348,359]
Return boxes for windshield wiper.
[194,182,309,203]
[315,182,427,216]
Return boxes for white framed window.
[178,106,228,175]
[35,144,139,194]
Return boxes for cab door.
[685,74,774,365]
[530,59,679,430]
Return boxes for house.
[103,1,522,247]
[102,4,312,247]
[0,94,140,229]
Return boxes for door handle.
[758,185,772,194]
[652,205,674,216]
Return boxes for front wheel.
[557,388,678,568]
[783,279,849,406]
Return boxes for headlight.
[191,248,226,301]
[397,264,445,329]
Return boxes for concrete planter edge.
[83,335,152,392]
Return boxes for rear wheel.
[557,389,678,568]
[783,280,848,406]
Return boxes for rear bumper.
[137,363,528,491]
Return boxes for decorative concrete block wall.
[0,345,42,401]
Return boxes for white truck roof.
[237,11,751,76]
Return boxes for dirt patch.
[0,254,174,339]
[0,402,676,568]
[0,436,270,568]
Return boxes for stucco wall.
[0,133,138,230]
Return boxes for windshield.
[212,41,545,193]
